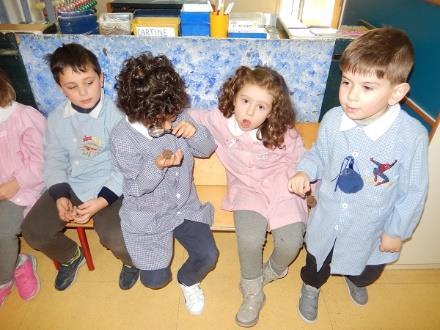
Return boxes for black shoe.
[119,265,140,290]
[55,248,85,291]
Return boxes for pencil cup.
[210,13,229,38]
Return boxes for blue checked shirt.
[110,111,216,270]
[298,105,429,275]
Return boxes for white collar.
[0,101,16,124]
[227,116,259,142]
[339,103,401,141]
[126,116,153,140]
[63,91,104,119]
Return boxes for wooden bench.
[61,122,319,269]
[195,122,319,231]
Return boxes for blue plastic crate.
[181,23,210,36]
[180,11,210,24]
[58,13,99,34]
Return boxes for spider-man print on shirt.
[370,158,397,186]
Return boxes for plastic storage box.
[180,11,210,36]
[131,16,180,37]
[58,10,99,35]
[98,13,132,35]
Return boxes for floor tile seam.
[320,288,336,330]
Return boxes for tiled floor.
[2,230,440,329]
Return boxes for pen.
[224,2,234,15]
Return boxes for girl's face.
[233,83,273,131]
[58,65,103,109]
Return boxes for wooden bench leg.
[76,227,95,271]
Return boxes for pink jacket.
[0,102,45,215]
[190,109,307,230]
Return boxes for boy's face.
[57,65,103,109]
[233,83,273,131]
[339,71,409,121]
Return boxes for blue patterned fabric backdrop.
[19,35,334,122]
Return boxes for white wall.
[394,130,440,268]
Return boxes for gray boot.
[345,277,368,305]
[298,283,320,323]
[262,260,288,286]
[236,276,266,327]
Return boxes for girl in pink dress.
[0,71,45,306]
[190,66,307,327]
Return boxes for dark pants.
[140,220,218,289]
[301,248,385,289]
[21,189,132,265]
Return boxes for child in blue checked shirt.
[288,28,429,323]
[110,53,218,316]
[22,43,138,292]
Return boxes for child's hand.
[155,149,184,170]
[0,179,20,200]
[73,197,108,224]
[56,197,75,222]
[379,233,403,253]
[172,120,197,138]
[288,172,311,197]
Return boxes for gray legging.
[234,210,305,280]
[0,200,25,285]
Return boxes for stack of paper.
[287,28,314,38]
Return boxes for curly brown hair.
[218,66,295,149]
[115,53,189,127]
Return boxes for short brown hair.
[340,27,414,85]
[0,69,16,107]
[115,53,188,127]
[46,43,101,84]
[218,66,295,150]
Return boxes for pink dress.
[190,108,307,230]
[0,102,45,216]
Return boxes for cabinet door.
[319,38,351,121]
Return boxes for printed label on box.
[136,27,176,37]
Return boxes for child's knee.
[274,224,305,255]
[236,232,265,250]
[21,217,45,248]
[140,268,172,289]
[201,245,219,269]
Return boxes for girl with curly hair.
[111,53,218,316]
[190,66,308,327]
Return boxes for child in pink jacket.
[0,70,45,306]
[190,66,307,327]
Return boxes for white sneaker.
[179,283,205,315]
